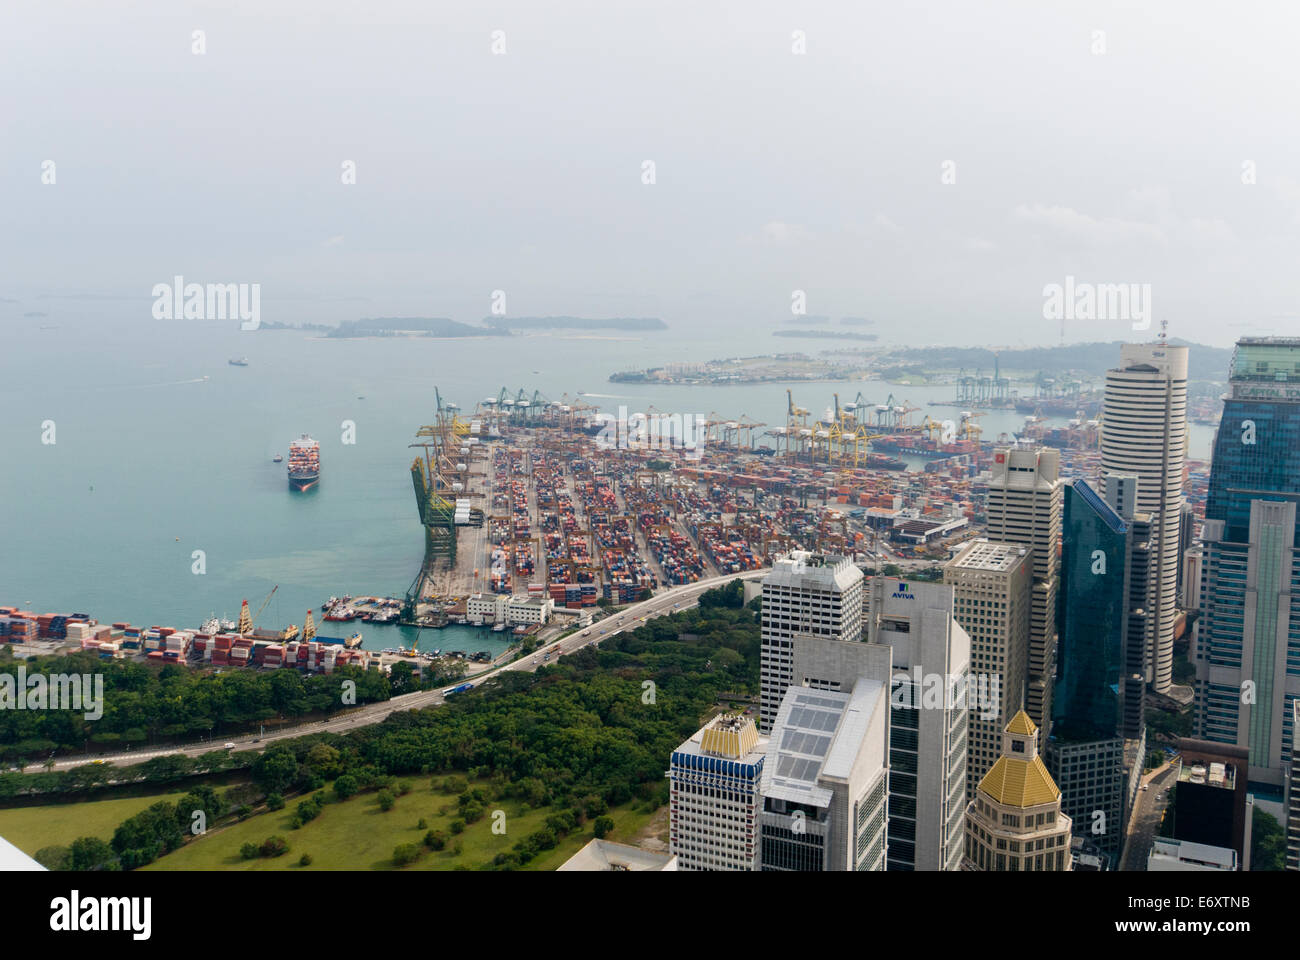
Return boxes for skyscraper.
[985,445,1063,734]
[864,577,970,871]
[1194,336,1300,791]
[945,539,1031,796]
[964,711,1072,871]
[759,678,889,871]
[669,714,767,870]
[1050,478,1152,862]
[759,552,864,733]
[1100,341,1189,694]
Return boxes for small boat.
[345,632,363,649]
[229,358,249,366]
[273,454,283,463]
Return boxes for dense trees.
[1251,808,1286,871]
[112,801,186,869]
[0,652,393,760]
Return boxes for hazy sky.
[4,0,1300,347]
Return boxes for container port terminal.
[2,383,1211,687]
[399,383,1172,621]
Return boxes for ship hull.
[289,475,319,492]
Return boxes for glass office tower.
[1054,481,1128,742]
[1195,337,1300,791]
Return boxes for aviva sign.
[890,581,915,600]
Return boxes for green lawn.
[144,779,661,871]
[0,789,189,856]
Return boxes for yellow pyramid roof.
[979,755,1059,808]
[1005,710,1037,736]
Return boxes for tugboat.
[228,358,249,366]
[345,631,363,649]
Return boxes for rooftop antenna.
[1159,317,1168,344]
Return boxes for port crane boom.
[238,584,279,636]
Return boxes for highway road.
[23,569,768,774]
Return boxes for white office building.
[759,552,864,733]
[668,714,767,870]
[465,593,554,625]
[865,577,971,870]
[759,679,889,871]
[1101,342,1188,693]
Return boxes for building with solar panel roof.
[758,678,889,871]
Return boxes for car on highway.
[224,742,236,749]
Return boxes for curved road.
[27,570,768,774]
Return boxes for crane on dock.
[238,585,278,636]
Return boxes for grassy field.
[144,779,661,871]
[0,789,189,856]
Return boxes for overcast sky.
[4,0,1299,347]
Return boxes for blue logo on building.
[890,581,915,600]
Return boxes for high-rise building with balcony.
[1101,341,1188,694]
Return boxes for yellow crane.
[238,585,277,635]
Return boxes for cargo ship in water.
[869,436,980,460]
[288,435,320,491]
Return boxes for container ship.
[860,453,908,471]
[288,434,320,492]
[869,436,980,459]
